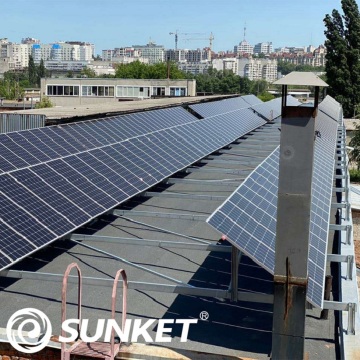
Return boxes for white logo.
[6,308,52,354]
[7,308,198,354]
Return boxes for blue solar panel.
[189,97,251,118]
[207,100,338,308]
[0,103,268,270]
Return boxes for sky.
[0,0,349,54]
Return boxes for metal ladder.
[61,263,128,360]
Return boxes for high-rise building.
[234,40,254,56]
[238,57,277,81]
[132,42,165,64]
[253,42,273,55]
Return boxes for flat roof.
[7,95,230,120]
[0,115,339,359]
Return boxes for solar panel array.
[250,96,301,121]
[207,97,339,308]
[319,95,343,122]
[242,95,263,106]
[0,101,268,271]
[189,97,251,118]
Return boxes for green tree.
[35,96,53,109]
[258,92,275,102]
[28,55,37,86]
[81,66,96,78]
[114,61,187,80]
[324,0,360,117]
[37,59,46,85]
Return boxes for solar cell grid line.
[15,129,60,159]
[132,136,180,174]
[90,147,152,191]
[86,119,121,143]
[0,192,56,247]
[143,133,190,170]
[63,154,131,203]
[64,121,107,148]
[105,116,139,140]
[0,174,76,236]
[123,140,173,180]
[46,159,118,210]
[189,97,251,118]
[0,153,17,173]
[32,164,105,217]
[90,119,125,143]
[0,146,31,173]
[29,128,74,157]
[0,221,37,268]
[6,132,51,163]
[61,122,105,149]
[128,113,161,132]
[68,151,137,199]
[106,144,157,186]
[44,127,84,153]
[207,112,338,308]
[72,121,114,146]
[9,168,90,227]
[155,130,204,164]
[1,134,39,165]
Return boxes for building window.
[82,85,114,97]
[116,86,150,98]
[47,85,79,96]
[170,87,186,97]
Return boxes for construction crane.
[169,30,206,50]
[183,32,215,52]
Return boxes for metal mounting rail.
[141,191,227,201]
[165,178,243,186]
[186,167,253,175]
[0,269,274,304]
[199,159,260,166]
[70,234,232,253]
[112,209,208,221]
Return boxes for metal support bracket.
[323,301,357,335]
[329,224,352,245]
[327,254,354,280]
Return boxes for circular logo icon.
[6,308,52,354]
[199,311,209,321]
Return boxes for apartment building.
[238,57,277,82]
[253,42,273,55]
[234,40,254,56]
[132,42,165,64]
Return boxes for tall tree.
[324,0,360,117]
[28,55,37,87]
[37,59,46,86]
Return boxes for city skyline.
[2,0,344,54]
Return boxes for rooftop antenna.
[244,22,247,41]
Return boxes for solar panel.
[319,95,342,122]
[189,97,250,118]
[0,107,197,174]
[242,95,263,106]
[0,105,267,271]
[250,96,300,121]
[207,105,338,308]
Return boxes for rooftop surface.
[6,95,229,120]
[0,111,339,359]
